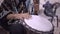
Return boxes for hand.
[7,14,23,19]
[7,13,31,20]
[22,13,31,19]
[15,13,31,19]
[14,13,31,19]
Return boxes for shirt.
[0,0,27,30]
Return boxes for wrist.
[7,14,15,19]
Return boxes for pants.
[9,24,26,34]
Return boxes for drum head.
[24,15,53,32]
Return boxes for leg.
[9,24,26,34]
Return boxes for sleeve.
[0,9,12,28]
[0,1,13,29]
[0,0,13,20]
[0,4,12,26]
[0,10,12,30]
[0,10,12,19]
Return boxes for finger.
[25,15,31,19]
[29,15,32,18]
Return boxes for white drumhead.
[24,15,53,32]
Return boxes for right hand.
[14,13,31,19]
[7,13,31,20]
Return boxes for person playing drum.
[0,0,31,34]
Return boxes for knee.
[9,24,25,32]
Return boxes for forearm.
[7,13,23,20]
[7,13,30,20]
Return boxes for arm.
[7,13,31,20]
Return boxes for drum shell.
[22,15,54,34]
[25,26,54,34]
[22,21,54,34]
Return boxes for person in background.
[43,1,54,23]
[43,1,53,17]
